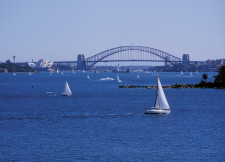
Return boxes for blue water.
[0,72,224,161]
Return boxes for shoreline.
[119,84,225,89]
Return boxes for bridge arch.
[86,46,181,69]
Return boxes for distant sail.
[117,74,122,82]
[61,81,72,96]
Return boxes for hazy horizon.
[0,0,225,63]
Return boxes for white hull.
[144,109,170,114]
[61,93,72,96]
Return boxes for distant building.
[6,59,10,64]
[0,68,8,73]
[182,54,190,65]
[28,59,53,69]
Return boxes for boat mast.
[154,74,159,108]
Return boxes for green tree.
[214,66,225,88]
[202,73,208,83]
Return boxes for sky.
[0,0,225,63]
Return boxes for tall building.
[182,54,190,65]
[77,54,86,70]
[13,56,15,63]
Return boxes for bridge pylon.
[77,54,86,70]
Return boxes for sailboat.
[196,70,199,75]
[180,70,183,75]
[144,75,170,114]
[137,74,140,79]
[13,73,16,76]
[190,72,193,77]
[87,74,90,79]
[61,81,72,96]
[117,74,122,82]
[29,72,32,75]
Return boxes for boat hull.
[61,93,72,96]
[144,109,170,114]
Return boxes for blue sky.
[0,0,225,63]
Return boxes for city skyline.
[0,0,225,62]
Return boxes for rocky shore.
[119,83,224,89]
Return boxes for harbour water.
[0,72,224,161]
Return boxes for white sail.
[117,74,122,82]
[61,81,72,96]
[87,74,90,79]
[180,70,183,75]
[154,76,170,110]
[137,74,140,79]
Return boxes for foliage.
[154,64,198,72]
[213,66,225,88]
[0,63,35,72]
[202,73,208,82]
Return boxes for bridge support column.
[77,54,86,70]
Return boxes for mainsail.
[61,81,72,96]
[154,75,170,110]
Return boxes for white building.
[28,59,53,69]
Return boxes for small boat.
[190,72,193,77]
[117,74,122,82]
[180,70,183,75]
[144,75,170,114]
[29,72,32,75]
[100,77,115,81]
[137,74,140,79]
[56,69,60,73]
[196,70,199,75]
[61,81,72,96]
[87,74,90,79]
[13,73,16,76]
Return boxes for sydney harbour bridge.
[54,45,183,70]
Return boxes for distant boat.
[144,75,170,114]
[87,74,90,79]
[29,72,32,75]
[196,70,199,75]
[180,70,183,75]
[100,77,114,81]
[190,72,193,77]
[56,69,60,73]
[117,74,122,82]
[13,73,16,76]
[61,72,64,75]
[137,74,140,79]
[61,81,72,96]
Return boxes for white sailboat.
[117,74,122,82]
[87,74,90,79]
[144,75,170,114]
[190,72,193,77]
[29,72,32,75]
[180,70,183,75]
[137,74,140,79]
[61,81,72,96]
[196,70,199,75]
[13,73,16,76]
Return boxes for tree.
[202,73,208,83]
[214,66,225,88]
